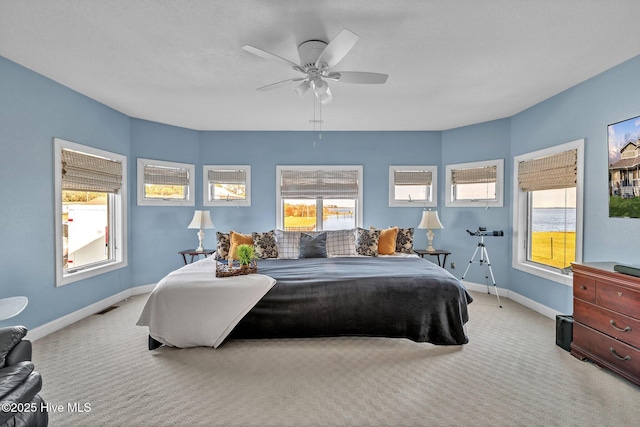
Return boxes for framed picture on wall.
[608,114,640,218]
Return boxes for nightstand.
[179,249,215,265]
[414,249,450,267]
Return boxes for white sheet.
[136,257,276,348]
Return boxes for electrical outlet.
[450,262,456,269]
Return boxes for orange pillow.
[228,230,253,260]
[371,226,398,255]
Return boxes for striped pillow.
[275,229,301,259]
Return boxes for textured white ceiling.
[1,0,640,131]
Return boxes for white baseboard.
[463,281,561,320]
[26,284,156,341]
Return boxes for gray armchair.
[0,326,48,427]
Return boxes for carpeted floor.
[31,291,639,427]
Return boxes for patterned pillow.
[252,230,278,259]
[274,229,301,259]
[215,232,230,260]
[355,228,380,256]
[394,227,415,254]
[325,229,356,257]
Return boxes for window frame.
[276,165,363,230]
[203,165,251,207]
[54,138,128,286]
[389,165,438,207]
[137,158,195,206]
[445,159,504,207]
[512,139,584,285]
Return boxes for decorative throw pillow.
[299,232,328,258]
[0,325,27,367]
[355,228,380,256]
[274,229,301,259]
[394,227,415,254]
[215,232,230,260]
[371,226,398,255]
[252,230,278,259]
[324,229,356,257]
[228,231,254,261]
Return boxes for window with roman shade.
[277,165,363,230]
[137,158,194,206]
[203,165,251,206]
[389,166,437,207]
[512,139,583,282]
[446,159,504,207]
[54,138,128,286]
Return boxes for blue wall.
[509,54,640,314]
[2,52,640,330]
[0,57,132,329]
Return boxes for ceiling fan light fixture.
[312,77,328,95]
[295,81,310,99]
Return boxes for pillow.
[228,231,254,261]
[325,229,356,257]
[252,230,278,259]
[274,230,301,259]
[371,226,398,255]
[215,232,230,260]
[394,227,415,254]
[0,325,27,367]
[355,228,380,256]
[299,232,328,258]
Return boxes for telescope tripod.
[461,235,502,308]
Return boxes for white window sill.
[512,261,573,287]
[57,260,127,287]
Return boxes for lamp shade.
[188,210,215,229]
[418,210,443,230]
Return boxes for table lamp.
[418,209,444,252]
[188,210,215,252]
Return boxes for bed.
[137,255,473,349]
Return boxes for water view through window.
[528,188,576,270]
[283,199,356,231]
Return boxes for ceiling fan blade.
[315,29,359,70]
[257,77,304,91]
[331,71,388,84]
[242,44,303,72]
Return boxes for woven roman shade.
[62,149,122,193]
[452,166,496,184]
[207,169,246,185]
[518,149,577,192]
[393,170,432,186]
[281,169,359,199]
[144,164,189,186]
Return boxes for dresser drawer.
[596,281,640,319]
[573,323,640,377]
[574,299,640,348]
[573,275,596,303]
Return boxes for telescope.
[466,227,504,237]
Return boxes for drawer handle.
[609,347,631,361]
[610,320,632,332]
[579,285,587,290]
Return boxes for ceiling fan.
[242,29,388,104]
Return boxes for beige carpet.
[31,291,639,427]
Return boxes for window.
[389,166,437,207]
[54,138,127,286]
[446,159,504,207]
[512,139,583,284]
[137,158,194,206]
[203,165,251,207]
[276,166,363,231]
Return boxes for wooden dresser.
[571,262,640,386]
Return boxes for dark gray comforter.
[228,256,473,345]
